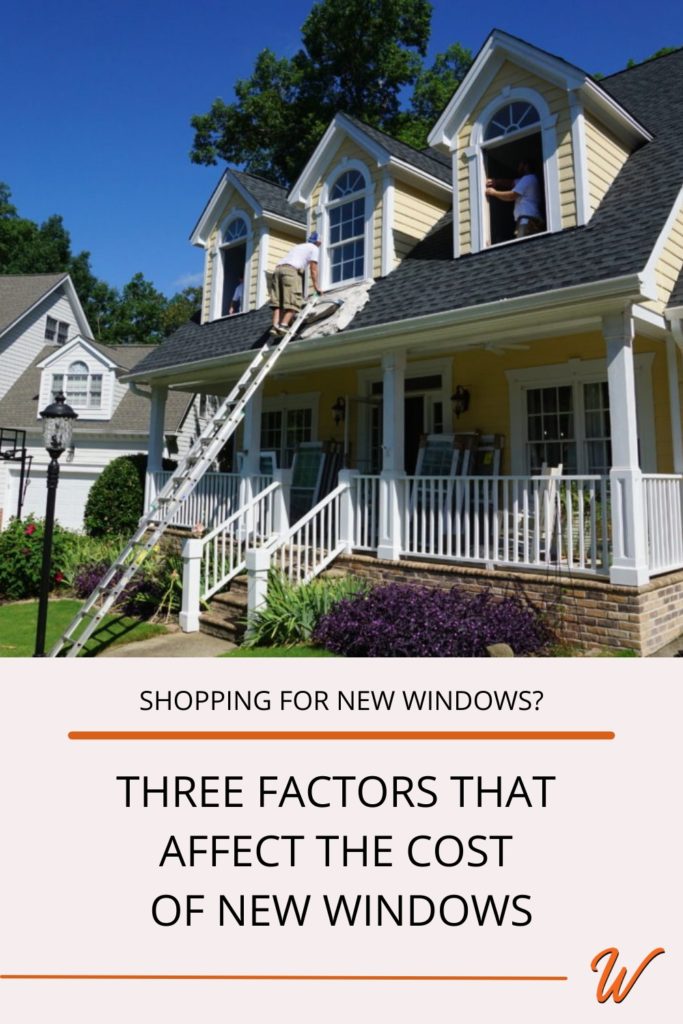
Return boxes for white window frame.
[260,392,320,468]
[51,360,104,411]
[45,315,70,344]
[210,211,253,320]
[467,87,561,253]
[319,159,374,290]
[506,356,656,474]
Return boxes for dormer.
[36,337,123,422]
[191,170,307,324]
[288,113,452,288]
[428,30,652,256]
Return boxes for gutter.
[121,271,649,385]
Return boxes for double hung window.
[326,169,367,284]
[52,361,103,409]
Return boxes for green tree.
[106,272,170,346]
[163,285,203,335]
[189,0,457,185]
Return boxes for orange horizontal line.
[68,731,614,742]
[1,973,568,982]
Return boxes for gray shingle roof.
[0,344,190,435]
[342,115,452,184]
[128,48,683,379]
[0,273,68,336]
[232,170,306,224]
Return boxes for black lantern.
[331,396,346,425]
[34,392,78,656]
[451,385,470,419]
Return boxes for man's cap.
[308,231,321,244]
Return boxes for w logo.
[591,947,665,1003]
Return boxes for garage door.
[7,467,98,532]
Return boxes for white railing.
[643,474,683,575]
[201,481,279,600]
[265,481,347,586]
[151,470,240,529]
[400,474,610,575]
[353,475,380,551]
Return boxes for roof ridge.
[602,44,683,82]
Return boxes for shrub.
[72,547,184,620]
[0,516,72,600]
[59,532,128,588]
[84,456,145,537]
[243,571,368,648]
[313,584,550,657]
[73,561,152,617]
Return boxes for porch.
[168,465,683,653]
[139,305,683,651]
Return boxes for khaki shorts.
[515,217,545,238]
[269,264,303,312]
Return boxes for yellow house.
[124,30,683,655]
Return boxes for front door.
[404,396,424,474]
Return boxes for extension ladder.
[49,299,319,657]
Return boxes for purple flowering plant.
[312,583,550,657]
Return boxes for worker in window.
[269,232,322,337]
[228,276,244,315]
[485,160,544,238]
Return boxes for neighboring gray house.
[0,274,192,529]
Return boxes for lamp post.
[34,392,77,657]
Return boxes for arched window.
[481,100,546,246]
[218,215,249,316]
[52,360,103,409]
[484,101,540,142]
[325,168,369,285]
[467,88,560,253]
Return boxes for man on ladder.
[269,232,322,337]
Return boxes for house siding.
[392,180,450,266]
[457,60,576,253]
[584,111,631,215]
[246,329,670,473]
[36,341,120,423]
[0,289,77,401]
[643,205,683,314]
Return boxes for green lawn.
[0,599,168,657]
[222,646,337,658]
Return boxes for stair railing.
[245,470,358,620]
[179,479,281,632]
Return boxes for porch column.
[666,330,683,474]
[603,313,649,585]
[338,469,359,553]
[144,385,168,512]
[238,382,264,510]
[377,351,406,561]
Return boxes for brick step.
[199,610,245,643]
[199,575,248,642]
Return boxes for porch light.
[451,385,470,419]
[331,396,346,425]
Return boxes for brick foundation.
[334,554,683,656]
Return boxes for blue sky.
[3,1,681,297]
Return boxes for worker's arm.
[485,187,519,202]
[309,260,320,292]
